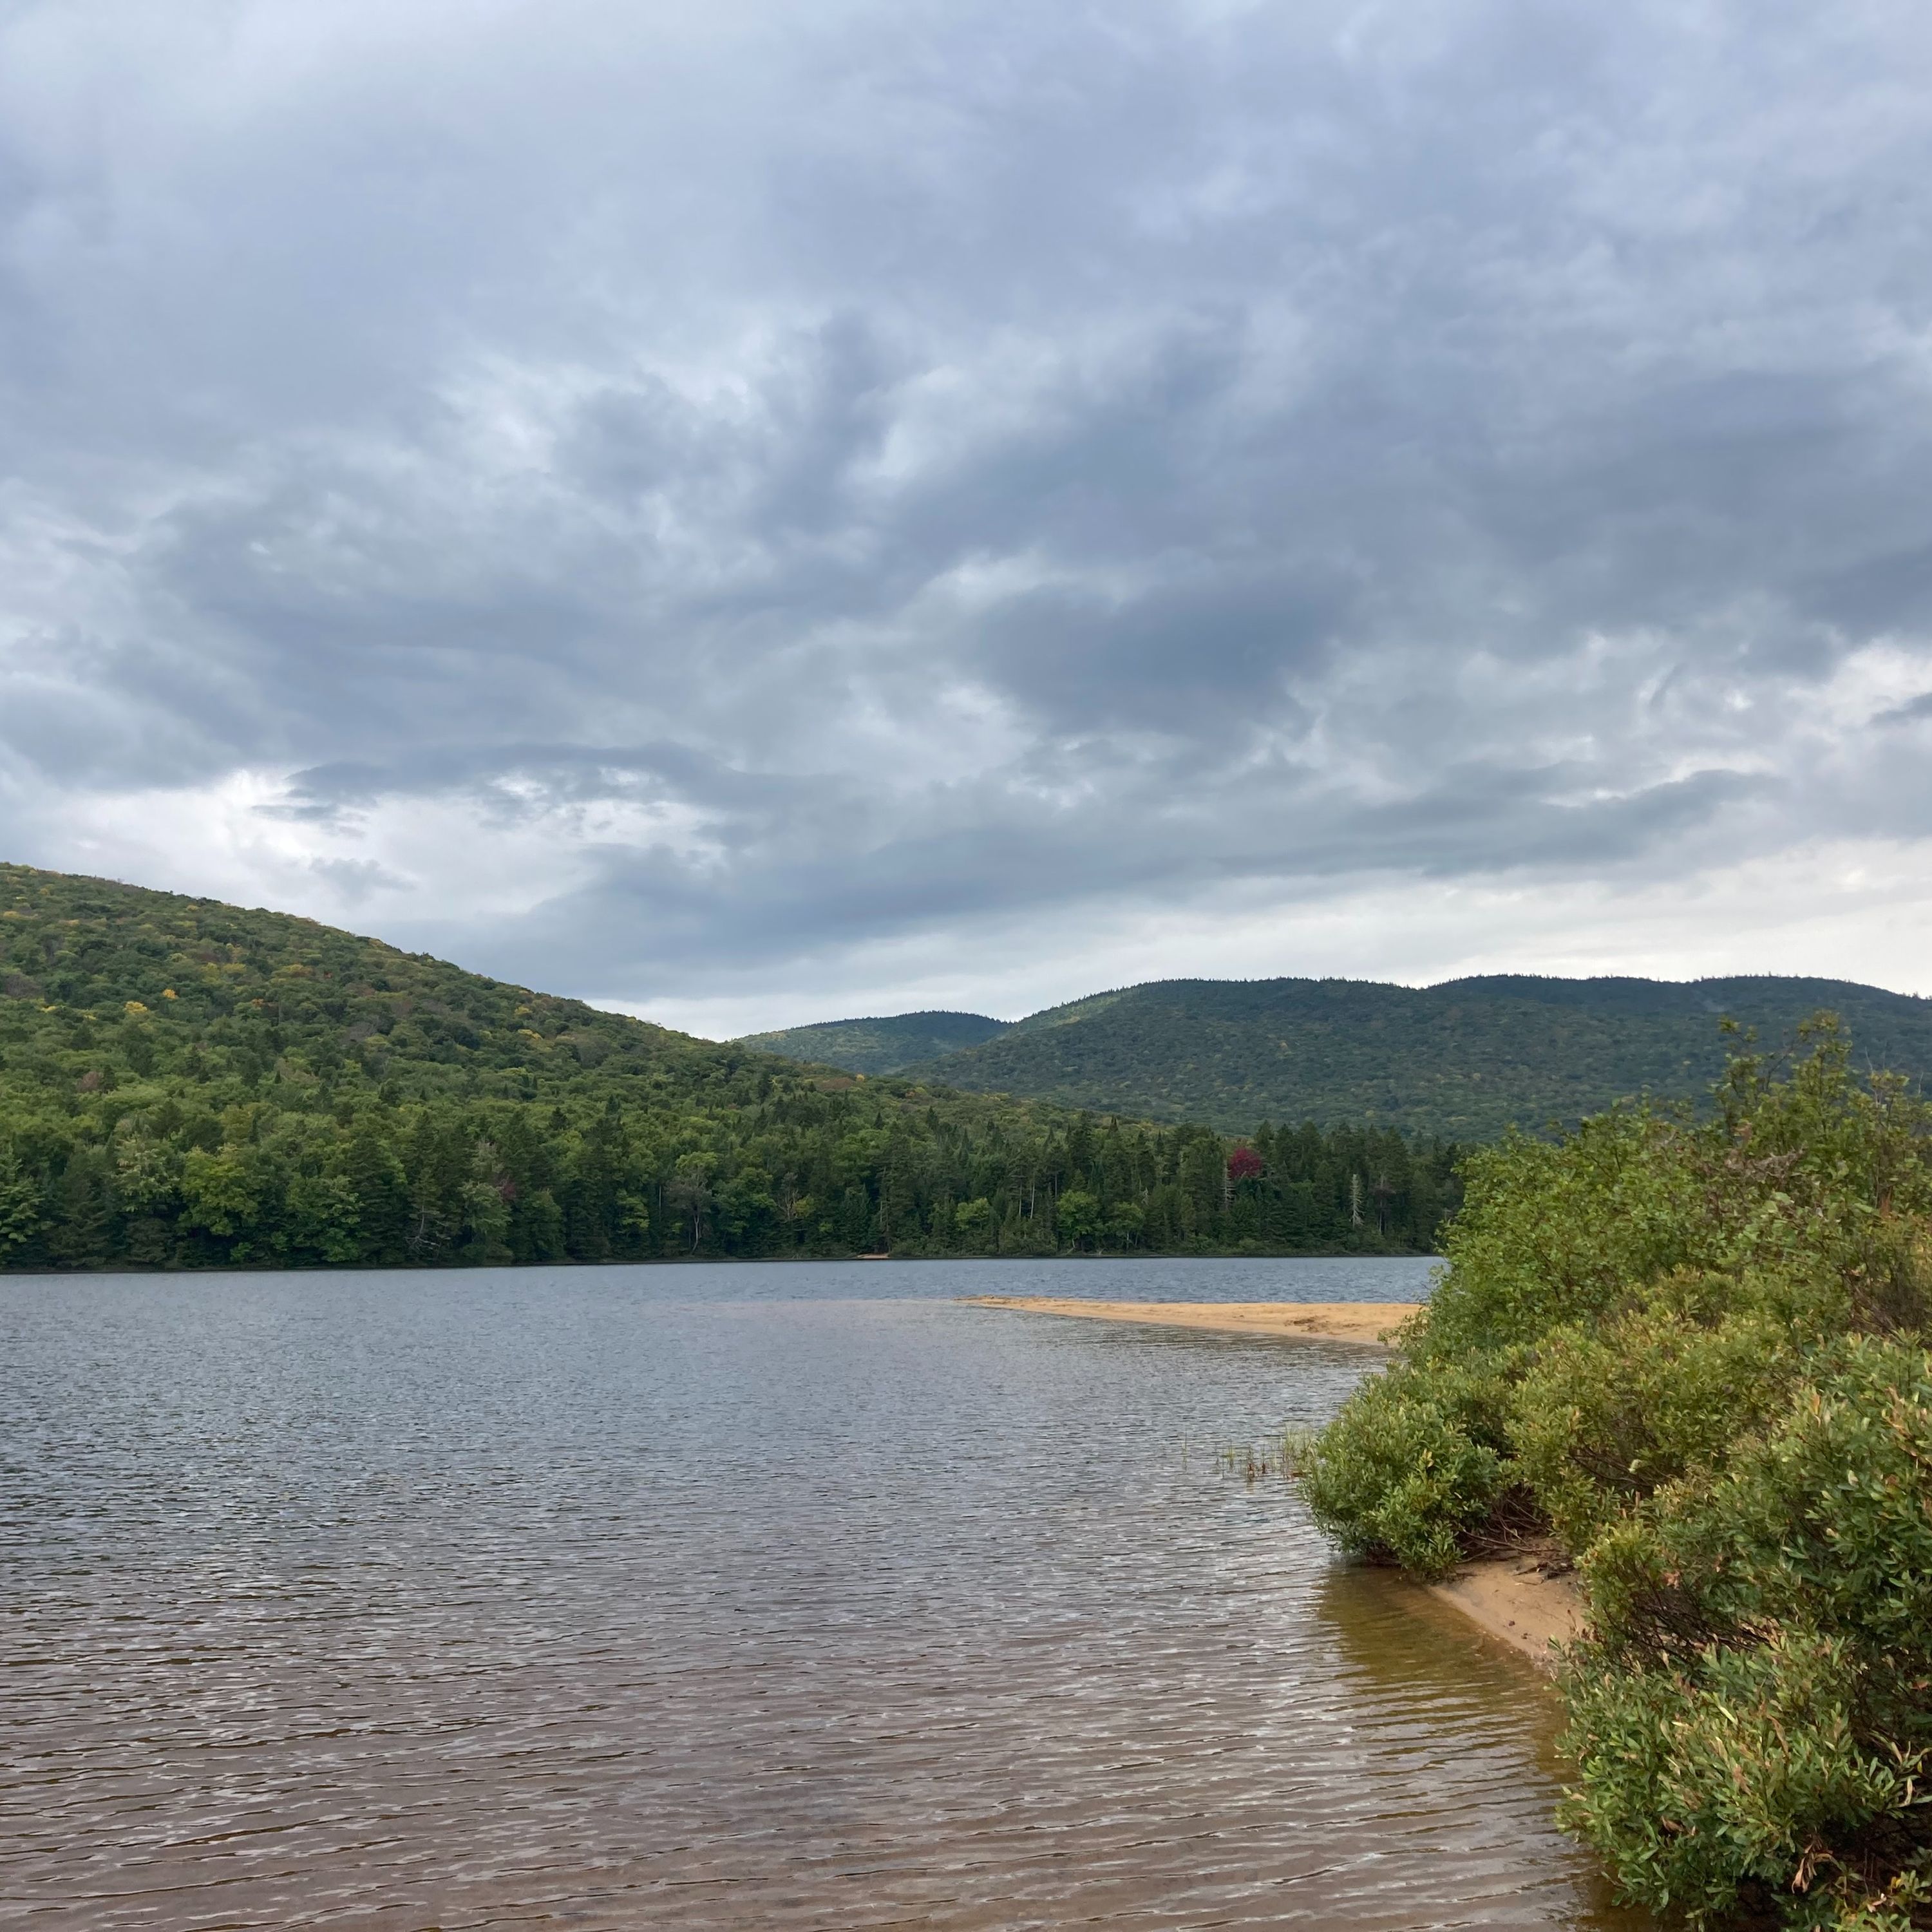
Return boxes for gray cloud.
[4,0,1932,1019]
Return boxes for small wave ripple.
[0,1262,1642,1929]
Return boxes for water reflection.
[0,1263,1640,1929]
[1312,1567,1651,1930]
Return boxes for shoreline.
[965,1292,1586,1669]
[1427,1560,1586,1671]
[960,1294,1421,1345]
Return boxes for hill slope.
[0,864,1452,1267]
[883,974,1932,1137]
[737,1010,1011,1076]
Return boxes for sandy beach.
[961,1294,1421,1346]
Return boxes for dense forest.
[0,864,1459,1269]
[746,973,1932,1137]
[1302,1027,1932,1931]
[739,1009,1012,1076]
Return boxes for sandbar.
[960,1295,1420,1346]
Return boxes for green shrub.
[1416,1110,1711,1361]
[1562,1625,1931,1930]
[1508,1289,1801,1550]
[1300,1358,1515,1577]
[1301,1024,1932,1929]
[1561,1340,1932,1930]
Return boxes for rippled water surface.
[2,1258,1645,1929]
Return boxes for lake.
[1,1257,1647,1929]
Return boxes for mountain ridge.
[739,972,1932,1137]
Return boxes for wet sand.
[1430,1561,1587,1672]
[961,1294,1421,1346]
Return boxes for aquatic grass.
[1217,1427,1321,1484]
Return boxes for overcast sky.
[5,0,1932,1035]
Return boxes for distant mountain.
[735,1010,1012,1077]
[837,973,1932,1138]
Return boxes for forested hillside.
[0,865,1457,1268]
[860,973,1932,1136]
[737,1010,1010,1077]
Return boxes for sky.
[5,0,1932,1037]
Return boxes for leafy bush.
[1303,1024,1932,1929]
[1508,1290,1801,1550]
[1563,1340,1932,1929]
[1301,1356,1517,1577]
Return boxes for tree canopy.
[736,1010,1012,1075]
[0,863,1459,1269]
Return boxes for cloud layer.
[6,0,1932,1030]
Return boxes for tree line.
[0,1083,1459,1269]
[0,863,1460,1269]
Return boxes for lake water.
[1,1257,1647,1929]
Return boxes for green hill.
[873,973,1932,1137]
[736,1010,1011,1075]
[0,864,1454,1267]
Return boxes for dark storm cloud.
[3,0,1932,1003]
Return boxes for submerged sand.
[960,1295,1421,1346]
[965,1293,1589,1668]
